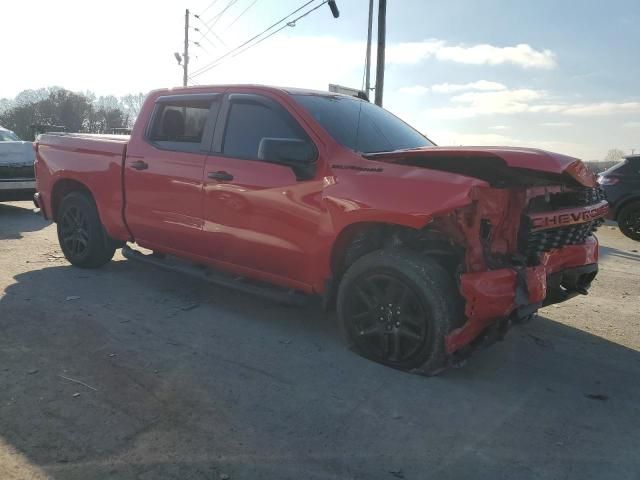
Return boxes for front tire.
[337,249,462,374]
[618,201,640,241]
[57,191,116,268]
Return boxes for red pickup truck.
[34,85,607,374]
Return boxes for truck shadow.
[599,244,640,262]
[0,201,48,240]
[1,261,639,479]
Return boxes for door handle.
[208,171,234,181]
[129,160,149,171]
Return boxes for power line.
[194,19,227,47]
[199,0,221,17]
[223,0,259,32]
[192,40,208,53]
[194,8,231,47]
[202,0,239,29]
[187,75,201,86]
[193,27,219,48]
[193,1,330,78]
[190,0,317,78]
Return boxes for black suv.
[599,155,640,241]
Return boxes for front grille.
[521,187,605,264]
[527,187,605,212]
[523,219,603,260]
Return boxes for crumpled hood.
[0,141,35,166]
[365,146,597,187]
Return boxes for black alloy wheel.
[56,191,116,268]
[60,204,90,257]
[343,273,428,364]
[337,249,461,374]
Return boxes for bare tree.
[119,93,146,128]
[0,88,128,139]
[604,148,626,162]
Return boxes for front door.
[124,93,221,257]
[202,93,324,288]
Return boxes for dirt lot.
[1,200,639,480]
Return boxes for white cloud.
[425,86,640,119]
[399,80,506,96]
[540,122,573,127]
[431,80,506,93]
[388,40,556,69]
[489,125,509,130]
[387,40,444,64]
[561,102,640,116]
[398,85,430,95]
[530,102,640,115]
[430,88,545,118]
[438,43,556,69]
[430,130,517,146]
[429,129,598,159]
[624,121,640,128]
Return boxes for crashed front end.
[443,183,607,355]
[366,147,609,358]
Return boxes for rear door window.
[149,98,219,153]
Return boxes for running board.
[121,245,309,307]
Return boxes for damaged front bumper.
[445,235,599,354]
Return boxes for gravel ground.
[1,200,639,480]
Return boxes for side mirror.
[257,138,316,181]
[258,138,316,165]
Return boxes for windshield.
[0,129,21,142]
[292,94,433,154]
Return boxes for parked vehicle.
[599,155,640,241]
[34,85,608,374]
[0,126,36,201]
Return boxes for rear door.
[202,92,325,288]
[124,93,221,257]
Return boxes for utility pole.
[364,0,374,97]
[374,0,386,106]
[183,8,190,87]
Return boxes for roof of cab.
[148,84,354,99]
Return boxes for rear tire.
[57,191,116,268]
[337,249,462,375]
[617,201,640,241]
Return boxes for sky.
[1,0,639,160]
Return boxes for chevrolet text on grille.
[530,201,609,231]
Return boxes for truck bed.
[35,133,131,241]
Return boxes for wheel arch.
[51,178,93,222]
[325,219,464,309]
[614,194,640,220]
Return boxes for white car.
[0,126,36,200]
